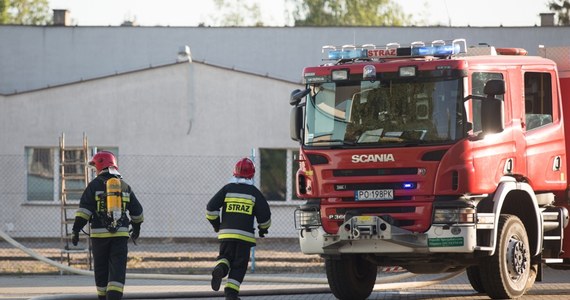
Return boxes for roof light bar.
[322,39,467,61]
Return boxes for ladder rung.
[62,175,86,180]
[62,199,82,203]
[61,162,87,169]
[62,203,79,209]
[61,157,86,161]
[61,147,86,151]
[62,248,90,253]
[63,188,85,194]
[61,163,85,168]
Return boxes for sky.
[48,0,553,27]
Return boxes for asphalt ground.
[1,267,569,300]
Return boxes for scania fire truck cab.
[290,39,570,300]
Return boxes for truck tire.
[479,215,537,299]
[466,265,485,293]
[325,254,377,300]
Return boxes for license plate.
[355,189,394,201]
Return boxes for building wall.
[2,26,570,94]
[0,61,302,238]
[0,61,299,155]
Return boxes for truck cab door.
[523,70,566,192]
[467,72,518,193]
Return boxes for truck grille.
[335,182,417,191]
[333,168,418,177]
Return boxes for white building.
[1,21,568,239]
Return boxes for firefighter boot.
[106,290,122,300]
[211,264,226,291]
[225,289,241,300]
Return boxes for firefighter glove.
[213,224,220,233]
[71,231,79,246]
[258,226,268,238]
[130,222,141,241]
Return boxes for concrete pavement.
[2,267,570,300]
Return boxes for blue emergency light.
[323,39,466,60]
[327,49,368,60]
[411,44,461,56]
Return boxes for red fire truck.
[290,39,570,299]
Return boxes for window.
[25,146,118,202]
[26,147,55,201]
[524,72,553,130]
[304,77,466,147]
[471,72,504,133]
[259,148,299,202]
[290,149,300,200]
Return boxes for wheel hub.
[507,237,527,278]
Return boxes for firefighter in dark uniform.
[72,151,144,300]
[206,157,271,300]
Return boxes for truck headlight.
[433,208,475,224]
[295,208,321,229]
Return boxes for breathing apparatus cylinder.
[106,178,122,225]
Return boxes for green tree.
[292,0,411,26]
[212,0,263,26]
[0,0,51,25]
[549,0,570,25]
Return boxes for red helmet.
[89,151,118,173]
[233,158,255,179]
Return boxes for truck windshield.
[303,78,466,147]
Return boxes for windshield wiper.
[307,139,355,146]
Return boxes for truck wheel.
[466,265,485,293]
[479,215,536,299]
[325,255,377,300]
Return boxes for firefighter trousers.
[216,240,252,295]
[92,236,129,300]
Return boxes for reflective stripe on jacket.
[206,182,271,245]
[74,172,144,238]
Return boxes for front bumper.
[298,215,476,255]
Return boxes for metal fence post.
[250,148,256,273]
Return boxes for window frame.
[259,148,300,204]
[523,71,554,131]
[470,72,505,134]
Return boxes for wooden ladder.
[59,132,93,271]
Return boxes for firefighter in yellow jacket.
[206,157,271,300]
[72,151,144,300]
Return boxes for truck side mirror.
[481,79,505,134]
[290,89,310,106]
[481,99,503,134]
[290,106,303,141]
